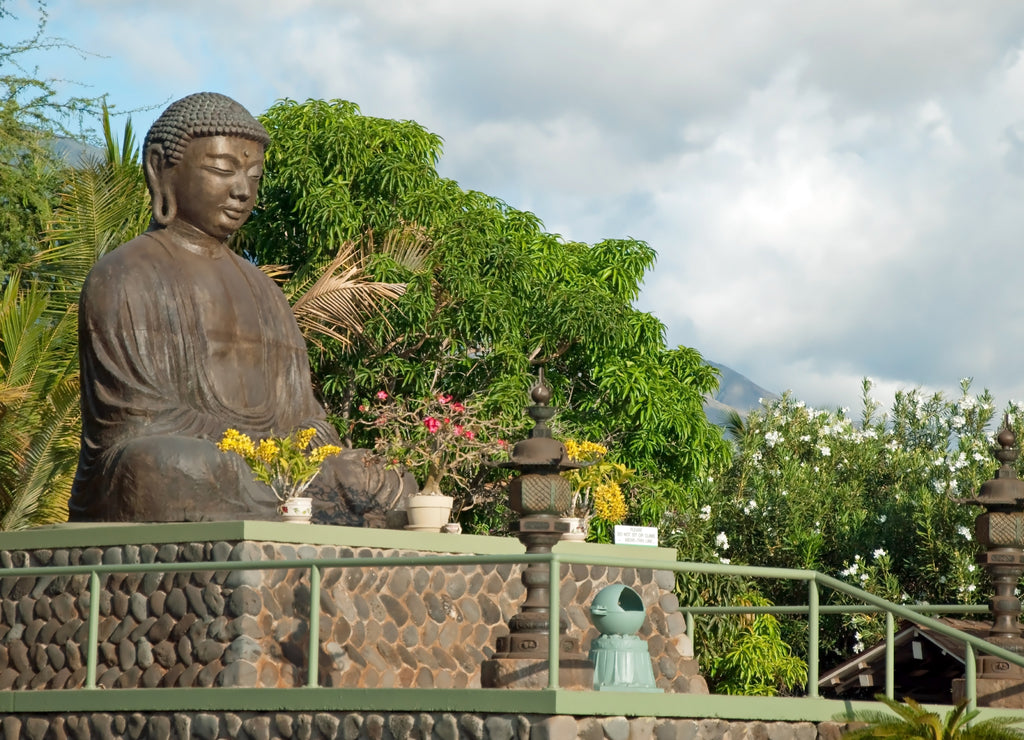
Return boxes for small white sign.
[614,525,658,547]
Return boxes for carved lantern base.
[480,654,595,690]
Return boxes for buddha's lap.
[113,434,243,482]
[104,434,280,519]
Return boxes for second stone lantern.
[480,371,595,689]
[963,422,1024,680]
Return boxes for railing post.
[807,578,819,698]
[885,611,895,699]
[965,642,977,711]
[308,564,321,688]
[548,553,561,690]
[86,570,100,689]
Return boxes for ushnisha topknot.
[144,92,270,166]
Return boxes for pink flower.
[453,425,464,436]
[423,417,441,434]
[451,402,466,413]
[374,415,387,427]
[375,390,389,400]
[464,430,475,440]
[498,439,508,447]
[437,393,453,404]
[358,404,366,412]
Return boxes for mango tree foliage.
[242,98,730,524]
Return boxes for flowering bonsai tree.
[563,439,631,540]
[217,427,342,507]
[354,391,512,514]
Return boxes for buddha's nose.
[230,175,255,201]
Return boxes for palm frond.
[725,409,746,442]
[0,290,79,529]
[0,111,142,530]
[256,263,292,284]
[0,279,50,391]
[101,102,140,170]
[285,239,409,349]
[839,696,1024,740]
[373,223,431,272]
[1,375,80,530]
[27,143,148,309]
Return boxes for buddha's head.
[144,92,271,240]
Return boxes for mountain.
[52,136,103,165]
[703,362,779,427]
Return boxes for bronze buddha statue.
[69,92,408,524]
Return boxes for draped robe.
[69,228,402,522]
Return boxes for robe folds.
[69,229,391,523]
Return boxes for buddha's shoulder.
[88,234,171,277]
[85,234,279,293]
[223,250,290,296]
[224,249,269,277]
[79,236,167,312]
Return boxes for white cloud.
[25,0,1024,413]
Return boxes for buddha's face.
[166,136,265,240]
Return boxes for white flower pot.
[561,516,588,542]
[279,496,313,523]
[405,494,454,532]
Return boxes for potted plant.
[217,427,342,522]
[562,439,631,541]
[355,391,511,531]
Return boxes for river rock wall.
[0,537,703,693]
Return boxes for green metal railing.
[653,560,1007,710]
[0,552,1018,712]
[680,603,989,697]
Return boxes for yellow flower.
[217,427,338,502]
[256,439,279,463]
[565,438,608,462]
[217,429,257,458]
[593,482,627,523]
[310,444,342,464]
[296,427,317,449]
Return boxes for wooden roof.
[818,618,992,704]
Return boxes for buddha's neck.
[159,221,231,258]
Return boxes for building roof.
[818,618,992,704]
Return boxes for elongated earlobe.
[144,146,176,226]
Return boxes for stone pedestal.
[952,676,1024,708]
[480,654,594,690]
[479,517,594,689]
[952,635,1024,708]
[482,621,594,689]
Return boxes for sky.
[7,0,1024,415]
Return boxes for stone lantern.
[480,370,595,689]
[963,421,1024,679]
